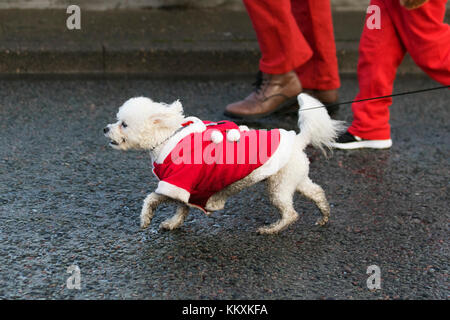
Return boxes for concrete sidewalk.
[0,9,448,77]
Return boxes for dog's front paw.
[315,217,329,226]
[140,212,151,229]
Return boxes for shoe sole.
[223,96,299,120]
[332,139,392,150]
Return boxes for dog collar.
[150,122,192,152]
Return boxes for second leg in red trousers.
[291,0,341,92]
[348,0,406,142]
[334,0,450,149]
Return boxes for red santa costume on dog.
[152,118,296,212]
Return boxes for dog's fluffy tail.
[296,93,346,155]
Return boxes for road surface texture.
[0,76,448,299]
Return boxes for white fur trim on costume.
[155,181,190,203]
[156,117,206,164]
[210,130,223,144]
[238,125,250,132]
[250,129,296,180]
[226,129,240,142]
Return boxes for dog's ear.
[170,100,183,115]
[149,113,167,125]
[149,112,181,128]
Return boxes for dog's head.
[104,97,184,151]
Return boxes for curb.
[1,9,446,77]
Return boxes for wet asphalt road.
[0,76,448,299]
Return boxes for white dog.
[104,93,344,234]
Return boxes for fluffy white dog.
[104,94,344,234]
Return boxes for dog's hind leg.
[257,170,299,235]
[160,204,189,230]
[296,178,330,226]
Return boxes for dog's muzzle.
[103,126,119,146]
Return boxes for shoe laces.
[252,71,269,94]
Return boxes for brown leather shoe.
[224,71,302,119]
[303,88,339,116]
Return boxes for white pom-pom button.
[238,125,249,132]
[226,129,240,142]
[210,130,223,144]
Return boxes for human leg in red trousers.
[347,0,407,141]
[243,0,312,74]
[343,0,450,146]
[224,0,341,119]
[291,0,341,92]
[387,0,450,84]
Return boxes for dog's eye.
[122,122,128,128]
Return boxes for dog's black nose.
[103,127,109,134]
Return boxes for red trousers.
[349,0,450,140]
[243,0,340,90]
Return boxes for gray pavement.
[0,76,448,299]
